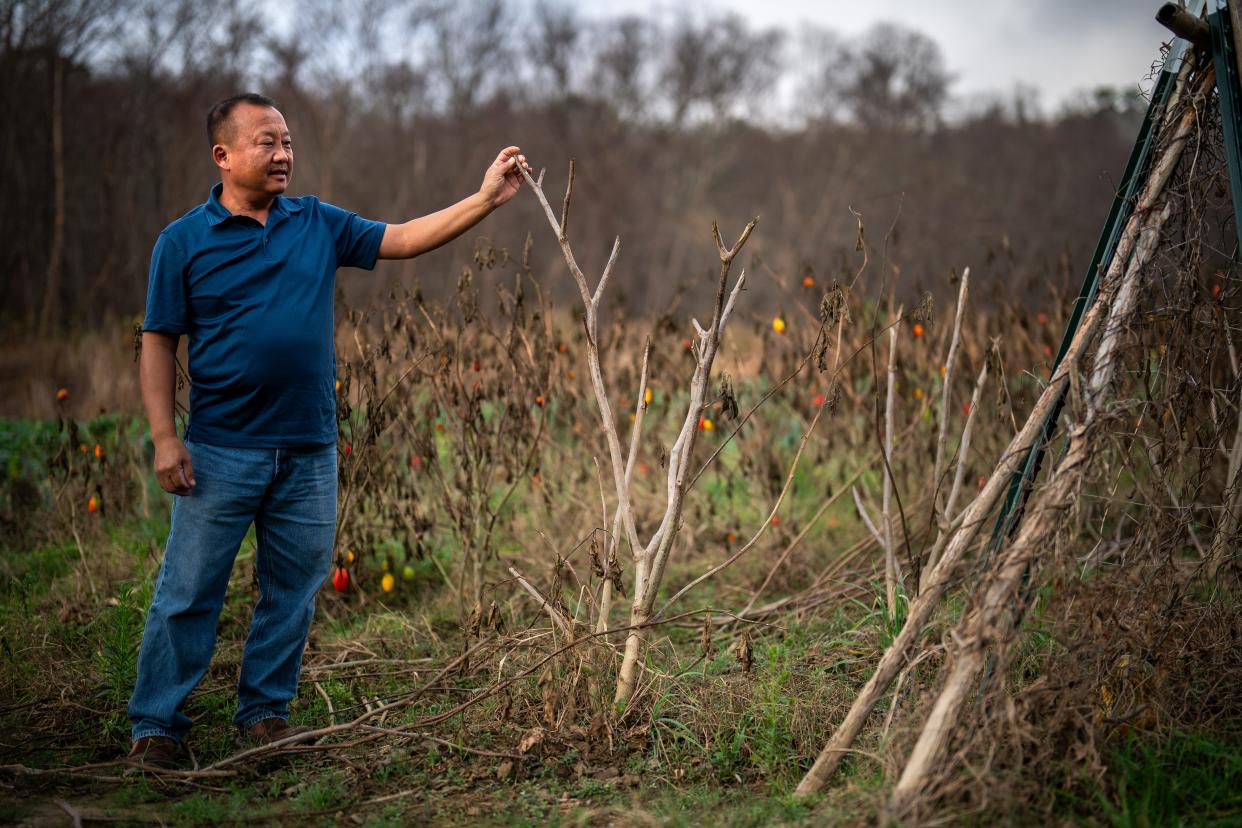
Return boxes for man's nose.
[273,146,291,163]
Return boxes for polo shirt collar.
[205,182,304,227]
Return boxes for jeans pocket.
[185,441,273,492]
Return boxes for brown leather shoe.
[243,717,313,746]
[127,735,182,771]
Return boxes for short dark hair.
[206,93,280,146]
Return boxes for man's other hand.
[480,146,531,208]
[154,436,196,495]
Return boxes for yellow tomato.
[772,317,786,334]
[381,573,395,593]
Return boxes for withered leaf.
[485,600,503,633]
[735,631,754,674]
[467,600,482,639]
[517,727,546,754]
[607,549,625,598]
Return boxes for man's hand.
[154,435,196,496]
[479,146,531,208]
[377,146,532,260]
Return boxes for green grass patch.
[1093,730,1242,827]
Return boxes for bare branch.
[592,236,622,307]
[559,158,575,240]
[932,268,970,516]
[508,565,574,638]
[852,486,886,549]
[943,358,990,526]
[719,269,747,335]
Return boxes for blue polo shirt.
[143,183,386,448]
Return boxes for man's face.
[214,104,293,196]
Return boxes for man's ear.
[212,144,229,171]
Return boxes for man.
[127,92,529,769]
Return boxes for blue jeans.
[128,439,337,743]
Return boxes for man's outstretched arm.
[377,146,530,260]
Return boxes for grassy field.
[2,259,1241,825]
[2,485,1239,826]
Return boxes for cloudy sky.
[585,0,1173,110]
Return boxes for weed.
[94,577,153,706]
[1095,731,1242,827]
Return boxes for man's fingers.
[159,469,178,495]
[155,461,193,495]
[181,455,196,488]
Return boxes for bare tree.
[9,0,130,335]
[842,22,951,132]
[660,12,785,126]
[587,15,652,122]
[518,159,755,704]
[530,0,580,96]
[412,0,514,115]
[792,24,849,125]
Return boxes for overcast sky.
[584,0,1172,110]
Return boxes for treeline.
[2,0,1147,334]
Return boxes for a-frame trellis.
[794,0,1242,813]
